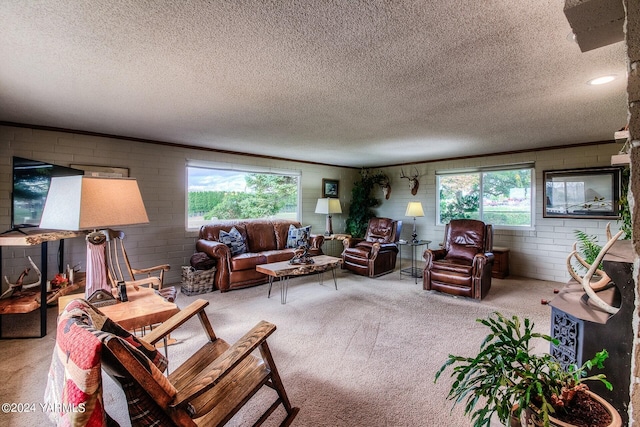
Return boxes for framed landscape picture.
[543,167,620,219]
[322,179,339,198]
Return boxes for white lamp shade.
[40,176,149,230]
[405,201,424,217]
[315,198,342,214]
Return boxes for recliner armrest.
[343,237,364,249]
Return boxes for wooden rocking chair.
[101,298,299,426]
[104,229,170,290]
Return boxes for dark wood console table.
[0,229,85,338]
[549,240,634,426]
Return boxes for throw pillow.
[219,227,247,256]
[286,224,311,248]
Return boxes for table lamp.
[405,201,424,243]
[40,176,149,298]
[315,198,342,235]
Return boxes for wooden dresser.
[491,246,509,279]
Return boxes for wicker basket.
[180,266,216,295]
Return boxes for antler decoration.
[0,256,42,299]
[400,167,420,195]
[566,223,613,291]
[581,228,623,315]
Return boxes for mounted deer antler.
[400,167,420,195]
[378,174,391,200]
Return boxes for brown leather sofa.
[423,219,494,300]
[196,219,324,292]
[342,217,402,277]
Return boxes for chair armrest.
[171,320,277,407]
[423,249,447,264]
[142,299,210,345]
[471,252,495,274]
[132,264,170,276]
[343,237,364,249]
[309,234,324,250]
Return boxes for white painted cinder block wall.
[0,124,621,288]
[368,142,621,283]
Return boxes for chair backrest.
[104,229,136,288]
[443,219,493,262]
[365,217,401,244]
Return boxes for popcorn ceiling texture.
[0,1,629,167]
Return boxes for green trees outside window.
[438,167,533,227]
[187,167,299,229]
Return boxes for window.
[437,163,534,228]
[186,163,300,230]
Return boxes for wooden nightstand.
[492,247,510,279]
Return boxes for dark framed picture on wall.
[322,179,339,198]
[543,167,621,219]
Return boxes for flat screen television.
[10,157,84,231]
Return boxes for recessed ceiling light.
[566,32,577,43]
[587,75,617,85]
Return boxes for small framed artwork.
[71,164,130,178]
[543,167,621,219]
[322,179,339,198]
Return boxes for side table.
[398,240,431,284]
[322,233,351,257]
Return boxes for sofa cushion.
[219,227,246,256]
[230,252,268,271]
[245,221,278,253]
[286,225,311,248]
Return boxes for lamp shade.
[40,176,149,230]
[405,201,424,217]
[315,198,342,215]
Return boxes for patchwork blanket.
[44,299,173,427]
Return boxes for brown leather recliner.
[342,217,402,277]
[423,219,494,300]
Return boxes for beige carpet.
[0,271,559,427]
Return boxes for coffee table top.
[256,255,342,278]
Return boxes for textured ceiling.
[0,1,629,168]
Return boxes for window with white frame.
[186,162,301,230]
[436,163,534,228]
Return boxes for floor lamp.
[40,176,149,298]
[315,198,342,235]
[405,201,424,243]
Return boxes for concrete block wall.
[0,126,358,286]
[370,142,620,283]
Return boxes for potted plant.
[435,312,622,427]
[345,168,387,238]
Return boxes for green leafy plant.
[345,169,386,238]
[573,230,603,271]
[435,312,612,427]
[618,166,631,240]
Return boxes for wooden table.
[256,255,342,304]
[0,228,85,338]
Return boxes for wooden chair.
[104,229,170,290]
[101,298,299,426]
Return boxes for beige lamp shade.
[405,201,425,218]
[405,201,424,242]
[315,198,342,215]
[40,175,149,299]
[40,176,149,230]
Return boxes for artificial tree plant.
[345,169,387,238]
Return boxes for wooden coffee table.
[256,255,342,304]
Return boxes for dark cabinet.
[491,247,509,279]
